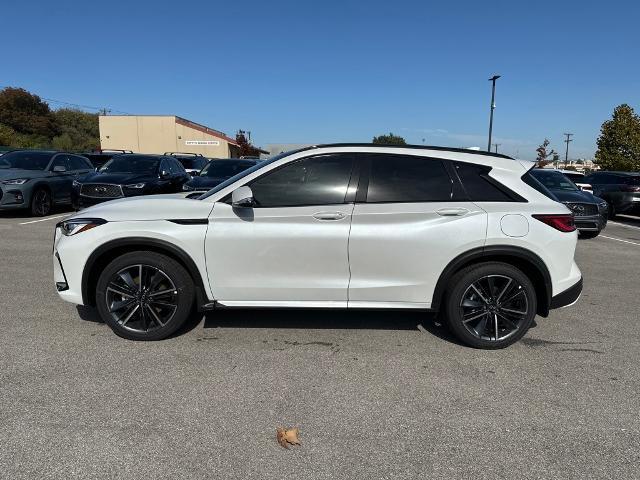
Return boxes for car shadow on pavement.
[201,308,464,345]
[76,305,465,345]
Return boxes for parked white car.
[53,144,582,348]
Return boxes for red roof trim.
[175,116,238,145]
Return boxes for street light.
[487,75,501,152]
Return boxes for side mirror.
[192,171,200,176]
[53,165,67,173]
[160,170,170,178]
[231,186,254,208]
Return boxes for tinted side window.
[249,154,354,207]
[68,155,91,170]
[587,173,612,184]
[50,155,69,171]
[454,162,515,201]
[172,159,186,173]
[160,159,171,175]
[366,155,451,203]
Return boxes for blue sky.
[2,0,639,159]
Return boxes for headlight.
[183,184,194,191]
[57,218,107,236]
[599,201,608,209]
[2,178,28,185]
[124,183,145,189]
[72,180,81,187]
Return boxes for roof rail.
[295,143,514,160]
[164,152,204,157]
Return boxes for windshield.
[201,160,256,178]
[100,156,159,175]
[0,151,53,170]
[198,151,291,200]
[531,170,579,192]
[176,157,206,169]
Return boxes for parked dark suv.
[531,169,608,238]
[583,171,640,218]
[82,149,133,170]
[164,152,209,176]
[72,154,190,209]
[0,150,93,216]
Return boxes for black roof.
[592,170,640,176]
[288,143,514,160]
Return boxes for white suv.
[53,145,582,348]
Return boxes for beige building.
[99,115,240,158]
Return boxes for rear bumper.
[550,277,583,309]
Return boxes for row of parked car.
[0,149,260,216]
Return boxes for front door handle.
[436,207,469,216]
[313,211,346,221]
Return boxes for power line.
[0,86,130,115]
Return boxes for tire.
[95,251,195,341]
[30,188,52,216]
[579,230,600,239]
[608,203,616,219]
[443,262,537,349]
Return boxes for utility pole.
[100,108,111,116]
[492,143,501,153]
[563,133,573,168]
[487,75,501,152]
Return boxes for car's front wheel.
[579,230,601,239]
[30,188,52,216]
[95,251,195,340]
[444,262,537,349]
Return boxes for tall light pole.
[487,75,501,152]
[563,133,573,167]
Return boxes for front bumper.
[0,185,28,210]
[550,277,583,309]
[574,213,607,232]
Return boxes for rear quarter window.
[454,162,519,202]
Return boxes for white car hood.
[72,194,214,222]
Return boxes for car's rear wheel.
[96,251,195,340]
[444,262,537,349]
[30,188,52,216]
[608,203,616,219]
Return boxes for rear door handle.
[313,211,346,221]
[436,207,469,216]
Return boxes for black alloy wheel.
[96,251,195,340]
[31,188,52,216]
[445,262,537,349]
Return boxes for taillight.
[532,214,576,232]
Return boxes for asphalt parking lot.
[1,209,639,479]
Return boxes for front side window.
[249,154,354,207]
[202,161,256,178]
[366,154,452,203]
[68,155,91,170]
[50,155,69,171]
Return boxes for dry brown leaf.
[276,427,301,449]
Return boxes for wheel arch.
[82,237,208,308]
[430,246,552,317]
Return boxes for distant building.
[99,115,240,158]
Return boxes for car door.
[158,159,173,193]
[347,154,487,308]
[205,153,357,305]
[47,154,73,203]
[170,158,190,191]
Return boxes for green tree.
[595,104,640,171]
[372,132,406,145]
[0,87,57,138]
[53,108,99,151]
